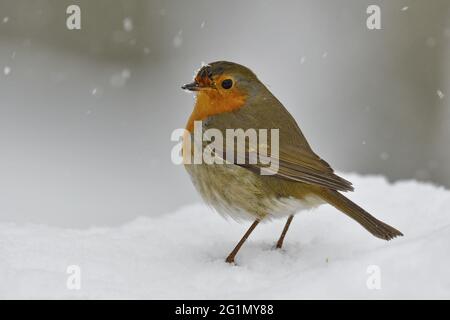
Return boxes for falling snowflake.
[123,17,133,32]
[322,52,328,59]
[401,6,409,11]
[200,21,206,28]
[173,30,183,48]
[121,69,131,79]
[437,90,444,99]
[300,56,306,64]
[3,66,11,75]
[110,69,131,87]
[2,16,9,23]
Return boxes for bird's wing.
[205,142,354,192]
[201,92,354,192]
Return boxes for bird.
[181,61,403,264]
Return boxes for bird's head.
[182,61,263,131]
[182,61,258,96]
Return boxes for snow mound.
[1,174,449,299]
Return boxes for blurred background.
[0,0,449,227]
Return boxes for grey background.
[0,0,449,227]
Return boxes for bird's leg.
[276,215,294,249]
[225,220,260,264]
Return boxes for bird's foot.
[275,240,284,250]
[225,255,236,264]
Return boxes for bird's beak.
[181,81,202,91]
[182,75,215,91]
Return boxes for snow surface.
[1,174,449,299]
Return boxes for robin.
[181,61,403,264]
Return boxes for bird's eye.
[221,79,233,89]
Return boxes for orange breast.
[185,90,247,132]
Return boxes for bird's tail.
[321,190,403,240]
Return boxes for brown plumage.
[182,61,403,263]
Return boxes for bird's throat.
[185,90,247,132]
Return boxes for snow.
[109,69,131,87]
[1,174,449,299]
[3,66,11,75]
[173,30,183,48]
[123,18,133,32]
